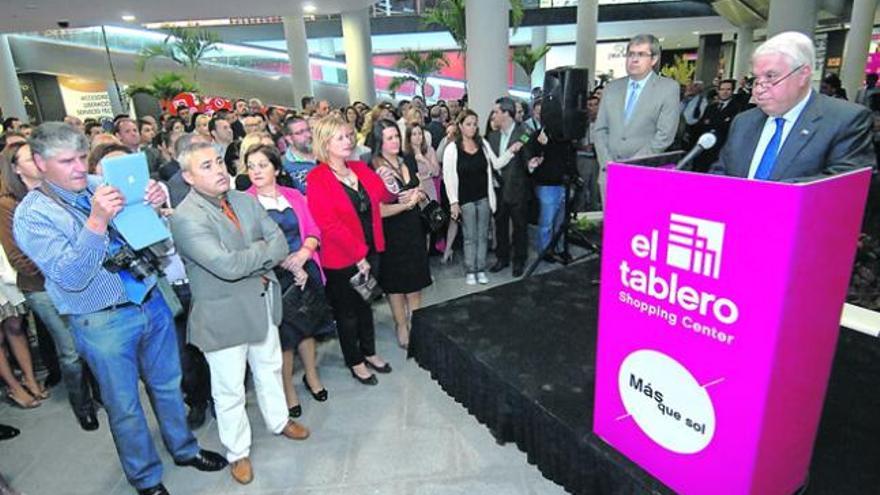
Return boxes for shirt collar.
[194,188,227,209]
[501,121,515,137]
[44,179,92,206]
[628,71,653,90]
[778,90,813,124]
[286,147,316,164]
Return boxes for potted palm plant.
[388,49,450,100]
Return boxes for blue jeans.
[24,291,93,417]
[67,290,199,490]
[461,198,490,273]
[536,185,566,253]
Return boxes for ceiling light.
[122,14,136,22]
[303,4,317,14]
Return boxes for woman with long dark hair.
[442,109,520,285]
[370,119,431,349]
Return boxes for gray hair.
[628,34,662,60]
[177,141,215,172]
[29,122,88,160]
[753,31,815,71]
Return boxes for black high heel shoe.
[302,375,328,401]
[288,404,302,418]
[349,368,378,385]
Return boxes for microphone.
[675,133,717,171]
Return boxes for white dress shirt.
[747,91,813,179]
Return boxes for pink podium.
[593,164,872,495]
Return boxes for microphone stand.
[525,142,599,278]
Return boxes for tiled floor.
[0,249,584,495]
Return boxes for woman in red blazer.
[306,116,396,385]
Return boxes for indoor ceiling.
[0,0,376,34]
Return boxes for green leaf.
[135,28,220,80]
[512,44,551,78]
[391,48,449,98]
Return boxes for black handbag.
[277,264,334,333]
[419,199,448,233]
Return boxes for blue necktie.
[754,117,786,180]
[76,193,150,304]
[624,81,640,122]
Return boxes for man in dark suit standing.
[487,96,533,277]
[692,79,743,172]
[712,31,875,181]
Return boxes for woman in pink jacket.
[244,144,334,419]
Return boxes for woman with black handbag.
[244,144,335,416]
[370,119,432,350]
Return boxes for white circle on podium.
[618,349,716,454]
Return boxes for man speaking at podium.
[711,31,876,181]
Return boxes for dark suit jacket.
[487,123,533,202]
[426,120,445,151]
[692,99,744,170]
[711,92,876,182]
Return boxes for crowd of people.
[0,29,875,495]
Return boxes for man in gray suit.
[711,31,875,181]
[170,142,310,486]
[594,33,680,207]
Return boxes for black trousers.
[324,256,379,368]
[494,192,529,265]
[171,283,212,408]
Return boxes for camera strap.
[35,185,152,304]
[35,184,128,250]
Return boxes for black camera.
[103,243,165,281]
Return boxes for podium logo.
[665,214,725,279]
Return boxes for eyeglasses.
[626,51,653,60]
[751,64,805,90]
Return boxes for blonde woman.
[306,117,396,385]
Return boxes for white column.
[733,26,754,81]
[0,35,28,123]
[767,0,818,38]
[530,26,548,90]
[283,11,314,109]
[575,0,598,87]
[318,38,339,84]
[465,0,508,122]
[841,0,880,101]
[341,7,376,106]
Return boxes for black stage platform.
[409,260,880,494]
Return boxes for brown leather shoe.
[230,457,253,485]
[280,420,310,440]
